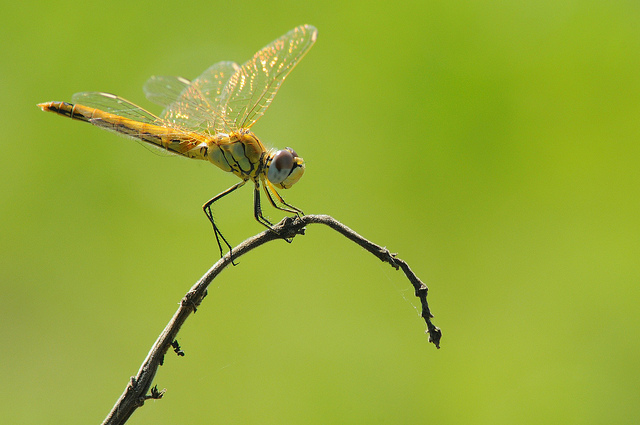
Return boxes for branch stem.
[101,214,441,425]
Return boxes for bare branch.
[101,214,441,425]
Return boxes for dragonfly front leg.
[254,182,297,244]
[203,180,247,261]
[263,179,304,217]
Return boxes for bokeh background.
[2,1,639,424]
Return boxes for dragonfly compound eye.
[285,147,298,158]
[268,149,295,184]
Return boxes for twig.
[101,214,441,425]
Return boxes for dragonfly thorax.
[206,130,265,180]
[205,130,304,189]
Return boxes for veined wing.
[71,92,203,156]
[222,24,318,130]
[143,75,192,108]
[143,61,240,134]
[137,24,316,133]
[73,92,162,124]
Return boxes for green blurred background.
[2,0,639,423]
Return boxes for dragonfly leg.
[203,180,247,262]
[263,179,304,216]
[253,182,275,229]
[255,182,300,244]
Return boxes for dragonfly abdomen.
[39,101,210,159]
[38,101,92,122]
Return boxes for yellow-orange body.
[39,101,270,184]
[38,24,317,258]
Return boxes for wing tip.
[301,24,318,41]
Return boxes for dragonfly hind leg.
[203,180,247,262]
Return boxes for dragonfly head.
[266,147,305,189]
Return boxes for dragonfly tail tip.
[37,102,53,111]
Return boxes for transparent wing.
[144,61,240,134]
[72,92,162,124]
[222,24,318,130]
[71,92,201,157]
[191,61,240,110]
[143,75,191,108]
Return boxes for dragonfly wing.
[189,61,240,132]
[145,61,240,134]
[143,75,191,108]
[191,61,241,106]
[222,24,317,129]
[72,92,162,124]
[71,92,200,156]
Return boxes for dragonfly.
[38,24,317,260]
